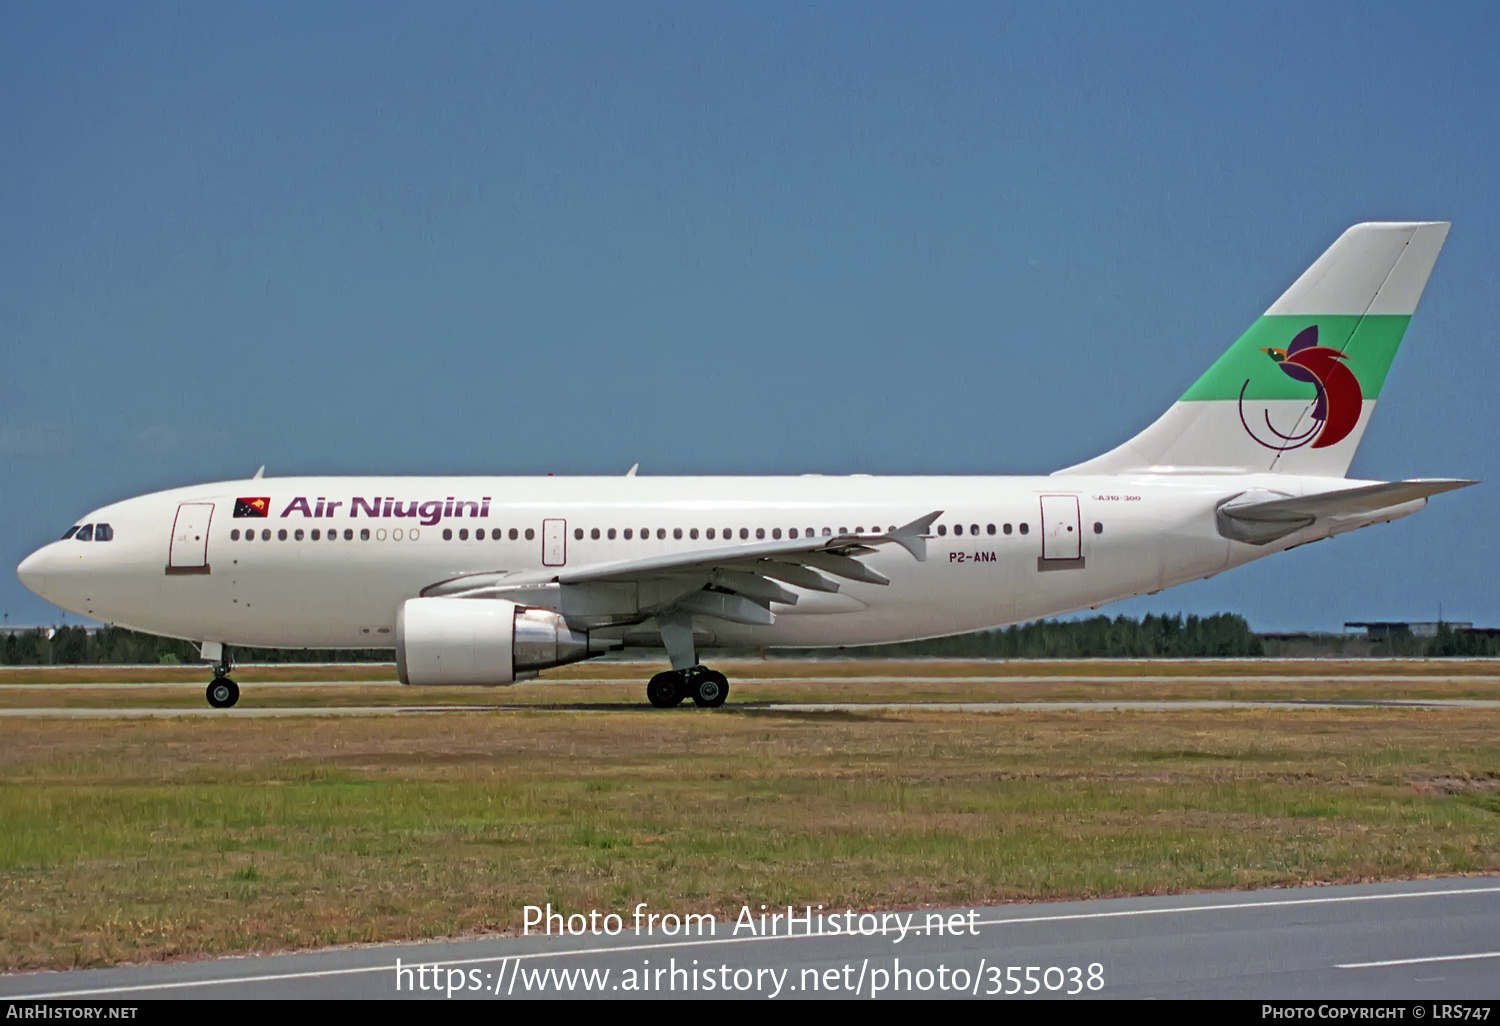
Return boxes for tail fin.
[1057,221,1450,477]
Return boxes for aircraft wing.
[420,511,943,625]
[1217,479,1475,544]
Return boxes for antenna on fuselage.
[625,463,639,477]
[253,466,265,480]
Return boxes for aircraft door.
[1039,495,1082,562]
[542,518,567,566]
[168,502,214,572]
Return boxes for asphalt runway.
[2,699,1499,718]
[2,674,1496,689]
[3,878,1496,999]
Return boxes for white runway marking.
[770,699,1500,713]
[1337,950,1500,969]
[9,883,1500,999]
[0,681,400,690]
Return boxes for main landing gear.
[646,666,730,709]
[647,612,729,709]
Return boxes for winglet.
[888,510,944,562]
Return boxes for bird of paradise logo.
[1238,325,1362,450]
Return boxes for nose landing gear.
[203,644,240,709]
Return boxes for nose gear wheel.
[206,678,240,709]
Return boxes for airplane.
[15,221,1474,710]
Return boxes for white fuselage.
[16,472,1416,652]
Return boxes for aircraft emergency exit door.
[542,518,567,566]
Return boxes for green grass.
[0,708,1498,969]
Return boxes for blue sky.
[2,2,1497,632]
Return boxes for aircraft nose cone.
[16,547,52,600]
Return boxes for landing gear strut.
[204,644,239,709]
[645,666,730,709]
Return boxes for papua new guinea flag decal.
[234,497,271,518]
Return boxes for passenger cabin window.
[607,528,616,540]
[61,526,80,540]
[1003,523,1013,535]
[231,529,241,541]
[278,529,288,541]
[312,529,321,540]
[706,528,715,540]
[623,528,633,540]
[443,529,453,541]
[937,525,946,536]
[74,524,93,541]
[525,528,535,541]
[987,524,996,535]
[509,528,519,540]
[1019,523,1029,535]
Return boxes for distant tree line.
[0,626,389,666]
[781,613,1267,659]
[4,614,1496,665]
[1421,623,1500,657]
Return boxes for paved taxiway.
[2,877,1496,999]
[2,699,1498,718]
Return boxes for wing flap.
[1218,478,1474,544]
[417,511,943,625]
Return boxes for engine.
[395,597,605,686]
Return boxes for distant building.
[1345,621,1473,639]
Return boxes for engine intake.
[396,597,605,685]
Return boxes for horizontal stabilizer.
[1217,478,1475,544]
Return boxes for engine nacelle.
[395,597,600,686]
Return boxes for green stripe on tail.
[1180,314,1411,403]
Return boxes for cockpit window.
[94,523,113,541]
[61,526,80,540]
[74,524,94,542]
